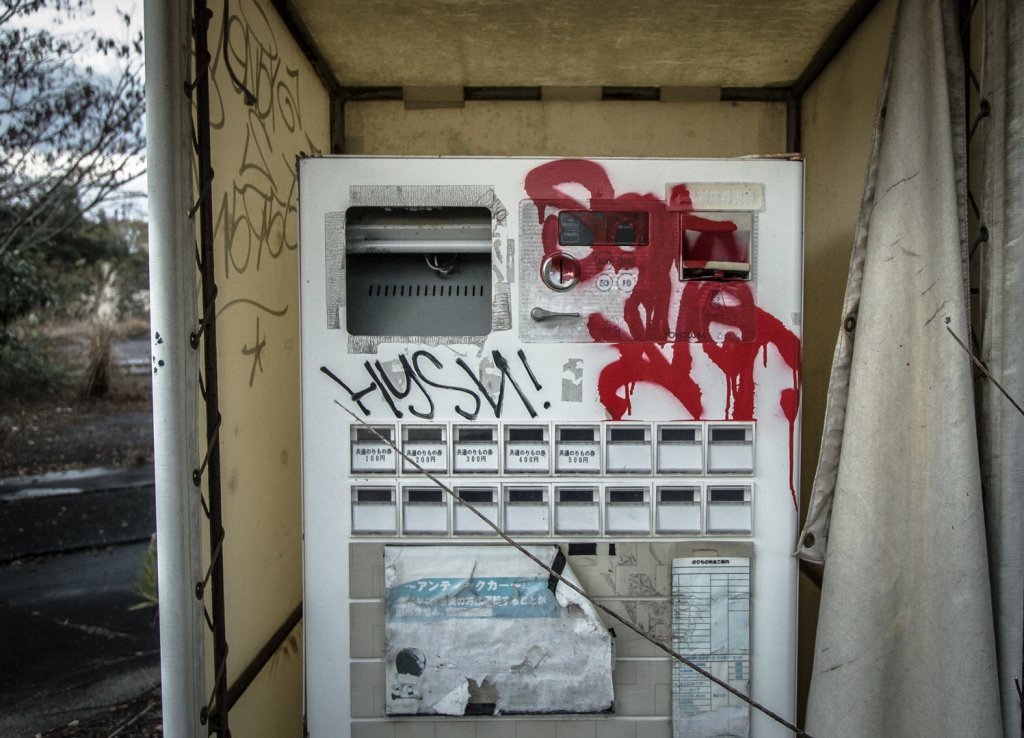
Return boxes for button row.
[350,422,754,476]
[350,483,753,537]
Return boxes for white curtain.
[980,0,1024,734]
[797,0,1004,733]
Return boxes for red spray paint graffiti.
[525,161,802,508]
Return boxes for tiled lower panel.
[351,718,671,738]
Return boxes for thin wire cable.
[333,399,812,738]
[947,327,1024,418]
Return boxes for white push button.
[503,486,549,535]
[454,487,498,535]
[504,426,549,474]
[605,425,652,474]
[706,424,754,473]
[605,487,651,534]
[401,487,448,535]
[657,425,703,474]
[555,426,601,473]
[401,426,448,474]
[351,486,397,534]
[452,426,499,473]
[554,486,599,534]
[706,486,752,534]
[350,426,397,474]
[656,486,701,534]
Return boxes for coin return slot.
[555,486,599,534]
[454,487,498,535]
[605,487,651,535]
[504,426,549,474]
[555,425,601,474]
[657,425,703,474]
[351,486,396,534]
[350,425,396,474]
[656,486,701,534]
[453,425,499,473]
[402,425,448,474]
[706,486,752,534]
[402,486,448,535]
[503,486,549,534]
[606,425,652,474]
[707,424,754,473]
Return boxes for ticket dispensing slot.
[707,424,754,473]
[657,424,703,474]
[555,425,601,473]
[454,487,499,534]
[554,486,600,534]
[351,486,397,534]
[606,425,653,474]
[401,486,448,535]
[503,486,549,534]
[605,486,651,534]
[504,426,550,474]
[680,211,753,280]
[350,426,397,474]
[656,486,702,534]
[345,207,493,337]
[453,425,499,473]
[401,426,447,473]
[706,486,752,534]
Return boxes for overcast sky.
[20,1,148,217]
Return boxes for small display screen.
[558,211,650,247]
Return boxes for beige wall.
[346,99,786,157]
[796,0,897,723]
[199,0,330,734]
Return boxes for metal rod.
[225,601,303,711]
[192,413,222,486]
[192,0,230,733]
[947,327,1024,418]
[144,0,206,733]
[333,399,812,738]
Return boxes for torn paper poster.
[384,544,614,716]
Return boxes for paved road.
[0,467,156,562]
[0,468,160,737]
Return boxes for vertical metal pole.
[144,0,205,736]
[191,0,230,734]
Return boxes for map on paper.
[671,556,750,738]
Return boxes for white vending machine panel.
[299,157,803,737]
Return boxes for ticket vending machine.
[298,157,803,737]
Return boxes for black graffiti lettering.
[320,366,377,416]
[457,350,538,419]
[412,350,480,421]
[493,350,538,418]
[374,355,435,420]
[363,361,404,419]
[517,349,542,391]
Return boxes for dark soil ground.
[0,381,153,478]
[36,687,163,738]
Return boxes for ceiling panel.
[288,0,860,88]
